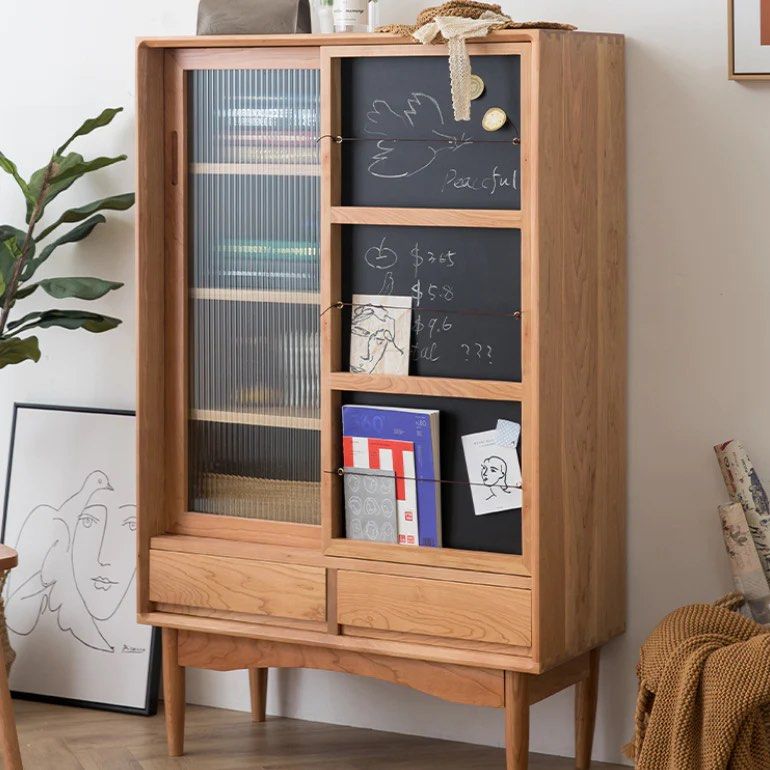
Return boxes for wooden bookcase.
[136,30,626,770]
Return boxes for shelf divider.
[191,287,320,305]
[330,206,523,229]
[191,409,321,431]
[328,372,523,401]
[191,162,320,177]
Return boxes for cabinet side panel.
[136,44,167,614]
[595,35,627,650]
[531,31,567,667]
[534,32,626,668]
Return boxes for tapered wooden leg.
[0,641,22,770]
[162,628,185,757]
[505,671,529,770]
[575,648,600,770]
[248,668,268,722]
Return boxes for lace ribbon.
[412,12,511,121]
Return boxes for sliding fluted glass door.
[186,65,321,525]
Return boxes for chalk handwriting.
[442,166,518,196]
[460,342,494,365]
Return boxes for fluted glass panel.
[187,68,321,524]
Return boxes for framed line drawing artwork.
[729,0,770,79]
[1,404,160,715]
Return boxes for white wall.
[2,0,769,764]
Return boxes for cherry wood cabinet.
[136,30,626,769]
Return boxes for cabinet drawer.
[336,571,530,647]
[149,550,326,622]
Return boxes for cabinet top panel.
[137,29,623,51]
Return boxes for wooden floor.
[7,700,625,769]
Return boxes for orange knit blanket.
[630,597,770,769]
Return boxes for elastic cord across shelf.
[326,467,523,491]
[316,134,521,146]
[320,301,522,319]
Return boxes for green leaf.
[26,153,127,224]
[56,107,124,156]
[0,151,33,203]
[27,276,123,301]
[26,154,78,224]
[36,193,134,241]
[22,215,105,281]
[0,336,40,369]
[6,309,121,335]
[11,282,36,301]
[49,154,127,187]
[0,226,31,301]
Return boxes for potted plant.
[0,107,134,668]
[0,106,134,370]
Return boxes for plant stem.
[0,158,55,338]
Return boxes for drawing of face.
[72,502,137,621]
[481,456,508,490]
[351,305,399,372]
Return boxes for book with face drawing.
[349,294,411,375]
[461,428,522,516]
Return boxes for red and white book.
[343,435,419,545]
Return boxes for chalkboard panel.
[341,225,521,381]
[343,392,522,555]
[341,55,521,209]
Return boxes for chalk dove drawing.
[365,92,473,179]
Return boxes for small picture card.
[461,428,522,516]
[349,294,412,375]
[343,467,398,543]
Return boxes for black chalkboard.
[343,392,522,555]
[341,55,521,209]
[341,225,521,381]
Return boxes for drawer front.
[336,571,531,647]
[149,550,326,622]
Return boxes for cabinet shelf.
[191,408,320,431]
[328,372,523,401]
[191,163,320,177]
[191,287,320,305]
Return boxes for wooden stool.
[0,546,22,770]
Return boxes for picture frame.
[1,403,160,716]
[729,0,770,79]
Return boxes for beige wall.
[2,0,769,763]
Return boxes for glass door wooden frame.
[162,47,324,550]
[318,43,533,576]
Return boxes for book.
[343,436,418,545]
[217,240,319,259]
[349,294,412,375]
[343,467,398,544]
[461,429,522,516]
[718,501,770,624]
[341,405,441,547]
[222,147,320,164]
[715,439,770,583]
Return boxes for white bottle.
[315,0,334,33]
[333,0,368,32]
[367,0,379,31]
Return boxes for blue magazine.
[342,405,441,547]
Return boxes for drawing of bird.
[5,470,115,652]
[53,470,113,534]
[365,92,473,179]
